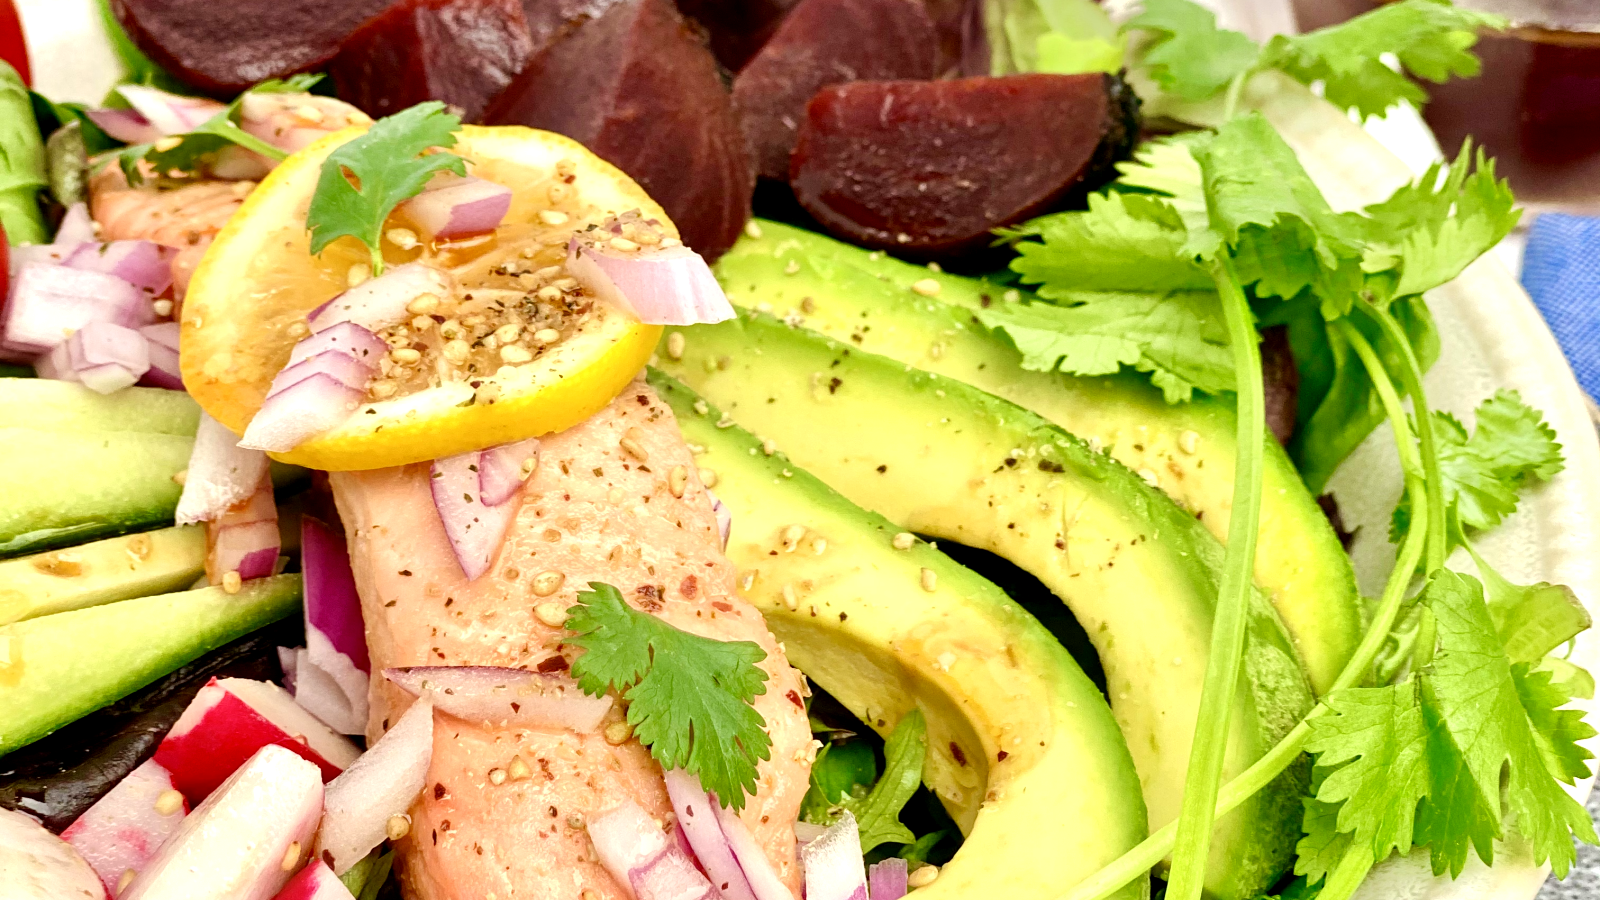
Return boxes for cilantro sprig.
[117,74,322,185]
[565,582,772,810]
[305,101,466,274]
[802,710,928,853]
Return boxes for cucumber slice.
[0,379,200,435]
[0,526,207,625]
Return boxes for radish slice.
[317,699,434,875]
[663,769,758,900]
[139,323,184,390]
[479,438,539,506]
[307,264,453,334]
[801,811,868,900]
[287,321,387,368]
[708,489,731,550]
[64,241,177,297]
[62,759,188,893]
[567,234,734,326]
[589,799,717,900]
[713,800,793,900]
[867,858,908,900]
[0,806,108,900]
[206,476,280,583]
[397,175,513,241]
[3,263,154,357]
[430,448,520,580]
[116,85,226,136]
[120,745,324,900]
[85,106,164,145]
[384,666,613,732]
[272,859,355,900]
[58,321,152,394]
[177,413,271,525]
[55,203,97,246]
[301,515,370,735]
[239,372,365,452]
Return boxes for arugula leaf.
[1260,0,1504,119]
[1123,0,1259,101]
[566,582,772,810]
[978,290,1234,403]
[306,102,466,271]
[117,75,324,185]
[839,710,927,853]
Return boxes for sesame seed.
[784,259,801,275]
[154,789,184,816]
[532,571,566,596]
[507,755,532,781]
[221,571,243,594]
[927,261,943,273]
[534,328,562,345]
[387,814,413,839]
[666,332,686,360]
[1179,430,1200,455]
[537,285,563,302]
[388,228,420,250]
[293,104,325,124]
[1137,468,1160,487]
[782,524,806,550]
[699,467,718,488]
[920,568,938,592]
[744,220,764,240]
[117,870,137,894]
[153,299,174,317]
[539,210,569,226]
[908,866,940,888]
[411,315,434,331]
[281,841,302,871]
[692,399,709,416]
[660,237,683,249]
[892,532,915,550]
[1003,289,1021,303]
[668,466,689,498]
[370,379,398,399]
[407,293,440,315]
[568,814,586,829]
[812,537,827,555]
[610,237,639,252]
[781,584,799,610]
[442,339,471,364]
[620,430,648,461]
[347,264,370,287]
[286,321,309,338]
[392,348,422,365]
[605,722,633,745]
[761,439,777,456]
[172,469,188,486]
[535,601,568,626]
[500,344,534,364]
[153,136,182,152]
[488,767,508,786]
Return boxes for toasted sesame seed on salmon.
[330,383,813,900]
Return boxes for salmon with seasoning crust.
[330,382,814,900]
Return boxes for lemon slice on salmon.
[181,125,666,471]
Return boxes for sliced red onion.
[384,666,613,732]
[62,759,188,894]
[207,144,274,181]
[590,800,717,900]
[479,438,539,506]
[239,94,366,155]
[287,321,387,368]
[307,263,452,334]
[63,321,152,394]
[65,241,178,297]
[275,350,377,393]
[116,85,226,136]
[8,242,83,283]
[176,412,271,525]
[289,647,365,737]
[397,175,513,241]
[56,203,97,246]
[278,646,301,695]
[85,106,164,144]
[239,372,364,453]
[430,449,521,581]
[302,515,370,735]
[567,235,734,326]
[632,845,717,900]
[317,698,434,875]
[801,811,868,900]
[663,770,758,900]
[713,800,793,900]
[206,477,280,583]
[867,858,908,900]
[139,323,184,390]
[707,489,731,551]
[3,263,154,357]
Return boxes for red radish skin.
[790,73,1139,256]
[731,0,937,181]
[0,807,107,900]
[120,746,324,900]
[273,859,355,900]
[481,0,755,261]
[62,759,188,893]
[154,677,359,803]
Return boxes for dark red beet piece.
[329,0,537,122]
[790,73,1139,257]
[732,0,936,182]
[674,0,803,72]
[110,0,392,96]
[482,0,755,260]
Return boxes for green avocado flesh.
[652,371,1150,900]
[657,313,1312,899]
[715,221,1362,698]
[0,574,302,755]
[0,380,201,434]
[0,525,208,625]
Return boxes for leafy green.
[1123,0,1259,101]
[566,582,772,810]
[306,101,465,272]
[94,0,191,94]
[1474,549,1591,667]
[0,62,48,245]
[1005,191,1209,293]
[801,739,877,823]
[339,850,394,900]
[118,75,323,185]
[1299,571,1596,883]
[804,710,928,853]
[29,94,119,156]
[983,0,1124,76]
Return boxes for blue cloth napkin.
[1521,213,1600,404]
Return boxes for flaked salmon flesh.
[90,168,252,298]
[331,383,814,900]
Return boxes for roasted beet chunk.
[791,73,1140,257]
[674,0,803,72]
[329,0,536,122]
[482,0,755,260]
[732,0,937,181]
[110,0,393,95]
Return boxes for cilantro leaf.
[839,710,926,853]
[1123,0,1259,101]
[118,75,323,185]
[1469,542,1591,667]
[801,739,877,824]
[1260,0,1504,120]
[977,291,1234,403]
[306,102,466,271]
[1005,191,1209,293]
[565,582,772,810]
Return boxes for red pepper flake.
[680,575,699,599]
[712,600,732,613]
[538,758,554,780]
[997,750,1009,761]
[536,655,570,674]
[399,569,413,576]
[786,690,804,708]
[434,783,447,800]
[950,742,968,766]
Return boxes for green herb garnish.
[117,75,324,185]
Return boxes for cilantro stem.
[1221,70,1250,122]
[1335,319,1421,478]
[1165,256,1266,900]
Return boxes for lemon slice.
[181,125,666,471]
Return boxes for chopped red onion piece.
[801,811,868,900]
[385,666,613,732]
[307,264,452,334]
[206,477,280,583]
[397,175,513,241]
[567,235,734,326]
[274,351,377,394]
[117,85,226,136]
[85,106,164,144]
[176,413,270,525]
[713,800,793,900]
[8,242,82,284]
[663,770,758,900]
[632,845,716,900]
[867,858,908,900]
[318,698,433,875]
[55,203,97,246]
[278,646,301,695]
[65,241,178,297]
[62,321,152,394]
[139,323,184,390]
[207,144,274,181]
[239,372,364,452]
[479,438,539,506]
[707,489,731,550]
[239,94,365,155]
[3,263,154,357]
[430,449,521,580]
[590,800,716,900]
[289,647,364,737]
[302,515,370,735]
[287,321,386,368]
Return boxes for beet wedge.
[674,0,802,72]
[790,73,1139,257]
[482,0,754,260]
[732,0,937,181]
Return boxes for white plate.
[19,4,1600,899]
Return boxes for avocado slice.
[651,371,1150,900]
[713,220,1361,697]
[0,574,301,755]
[0,526,207,625]
[0,379,201,435]
[657,313,1312,899]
